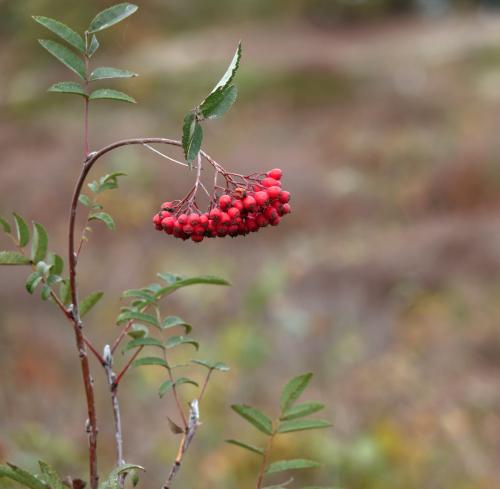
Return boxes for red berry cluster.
[152,168,291,242]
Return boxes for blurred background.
[2,1,500,488]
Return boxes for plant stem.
[103,346,126,488]
[256,425,276,489]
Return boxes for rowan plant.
[0,4,331,489]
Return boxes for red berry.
[279,191,290,203]
[183,224,193,235]
[243,195,257,211]
[209,208,222,222]
[267,168,282,180]
[261,177,280,188]
[219,194,232,210]
[232,187,246,200]
[188,213,200,226]
[199,213,209,228]
[267,186,281,200]
[270,216,281,226]
[254,191,269,207]
[233,200,244,212]
[178,214,188,225]
[281,203,291,215]
[162,216,175,234]
[161,201,174,211]
[191,234,204,242]
[256,214,269,227]
[220,212,231,226]
[228,207,240,220]
[264,206,278,221]
[193,225,205,236]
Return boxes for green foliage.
[281,402,325,421]
[265,459,320,474]
[0,463,47,489]
[38,40,86,79]
[0,216,11,233]
[48,81,86,97]
[0,251,31,265]
[80,291,104,317]
[90,67,138,81]
[31,222,48,264]
[32,16,85,53]
[38,461,65,489]
[98,463,144,489]
[89,88,136,104]
[280,372,313,413]
[165,335,199,350]
[133,356,169,369]
[89,211,115,230]
[88,3,138,34]
[161,316,192,334]
[158,377,198,398]
[191,359,230,371]
[88,35,99,57]
[225,439,264,455]
[117,310,160,328]
[231,405,273,435]
[182,42,242,163]
[277,419,331,434]
[13,213,30,247]
[182,111,202,166]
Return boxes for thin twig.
[163,400,200,489]
[143,144,189,167]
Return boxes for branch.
[163,400,200,489]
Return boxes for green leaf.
[88,34,99,57]
[265,459,320,475]
[157,272,182,284]
[98,172,127,191]
[26,272,43,294]
[88,3,139,34]
[36,261,52,276]
[200,85,238,120]
[156,274,230,298]
[13,213,29,247]
[161,316,192,334]
[90,88,136,103]
[124,337,164,352]
[280,372,313,413]
[127,324,149,339]
[0,251,31,265]
[0,216,11,233]
[117,310,159,328]
[39,461,65,489]
[79,194,92,207]
[133,356,169,369]
[90,67,138,81]
[277,419,331,433]
[59,279,71,305]
[281,402,325,421]
[32,16,85,52]
[225,439,264,455]
[48,81,86,97]
[40,284,52,301]
[210,41,242,94]
[231,405,273,435]
[89,212,115,230]
[80,291,104,317]
[158,377,198,398]
[38,40,86,79]
[99,463,145,489]
[192,359,230,371]
[182,114,202,165]
[31,222,48,264]
[165,335,199,351]
[48,253,64,276]
[0,464,48,489]
[122,289,156,303]
[262,479,294,489]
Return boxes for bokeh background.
[2,1,500,488]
